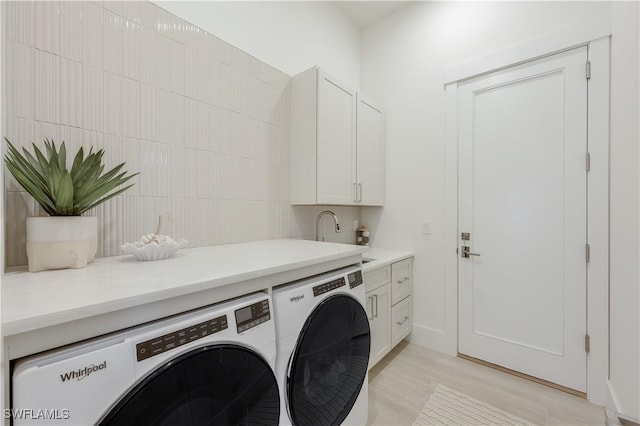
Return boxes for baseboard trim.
[407,323,446,352]
[458,353,586,398]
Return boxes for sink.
[362,258,375,264]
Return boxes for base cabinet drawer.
[391,296,412,347]
[364,265,391,293]
[391,258,412,305]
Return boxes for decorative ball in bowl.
[122,234,187,261]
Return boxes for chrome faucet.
[316,211,341,241]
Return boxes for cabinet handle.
[397,277,409,284]
[373,294,378,318]
[357,183,362,202]
[367,296,374,320]
[353,182,358,203]
[397,316,409,326]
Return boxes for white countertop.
[361,247,414,272]
[3,239,367,338]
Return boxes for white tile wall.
[4,1,359,266]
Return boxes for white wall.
[156,1,361,89]
[360,1,638,415]
[609,1,640,421]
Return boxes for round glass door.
[100,345,280,426]
[287,294,370,426]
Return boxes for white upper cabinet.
[356,97,384,206]
[290,67,384,206]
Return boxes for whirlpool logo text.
[60,361,107,383]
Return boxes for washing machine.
[273,265,370,426]
[12,293,280,425]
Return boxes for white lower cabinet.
[365,257,413,369]
[367,282,391,368]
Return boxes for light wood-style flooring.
[367,341,605,425]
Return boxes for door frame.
[443,16,611,406]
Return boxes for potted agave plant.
[4,137,137,272]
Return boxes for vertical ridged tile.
[140,139,156,197]
[171,15,186,44]
[139,27,155,85]
[155,34,171,90]
[184,148,198,198]
[104,11,123,75]
[141,197,157,235]
[139,1,157,30]
[7,41,34,120]
[7,0,34,45]
[155,6,172,38]
[122,19,141,81]
[6,192,35,267]
[219,64,232,110]
[170,146,185,197]
[121,1,140,24]
[5,118,35,192]
[82,66,104,131]
[35,51,60,123]
[34,0,59,54]
[206,105,220,153]
[156,89,172,144]
[123,137,141,197]
[103,0,122,15]
[184,100,196,149]
[59,1,83,62]
[102,134,124,172]
[170,40,185,94]
[184,48,198,99]
[170,93,185,146]
[140,84,156,141]
[122,196,142,244]
[104,72,122,135]
[83,2,104,69]
[122,78,140,138]
[218,109,231,155]
[34,121,61,147]
[59,58,83,127]
[155,143,171,197]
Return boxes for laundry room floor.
[367,342,605,425]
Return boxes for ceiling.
[333,1,409,28]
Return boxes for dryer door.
[100,345,279,426]
[287,294,370,426]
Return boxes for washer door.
[287,294,371,426]
[100,345,279,426]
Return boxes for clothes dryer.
[12,293,279,425]
[273,266,370,426]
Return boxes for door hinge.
[586,61,591,80]
[586,152,591,172]
[585,334,590,353]
[585,243,591,263]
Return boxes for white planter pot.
[26,216,98,272]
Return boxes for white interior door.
[458,46,588,392]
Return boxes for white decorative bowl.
[122,235,188,261]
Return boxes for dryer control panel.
[348,270,364,289]
[313,277,346,296]
[136,315,228,362]
[235,299,271,333]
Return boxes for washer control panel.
[348,270,364,289]
[313,277,346,297]
[136,315,228,362]
[235,299,271,333]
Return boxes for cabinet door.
[317,70,357,205]
[391,258,412,305]
[367,283,392,369]
[356,97,384,206]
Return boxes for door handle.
[461,246,481,258]
[373,294,378,318]
[367,296,374,320]
[397,277,409,284]
[353,182,357,203]
[357,183,362,202]
[397,316,409,326]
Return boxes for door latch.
[461,245,481,259]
